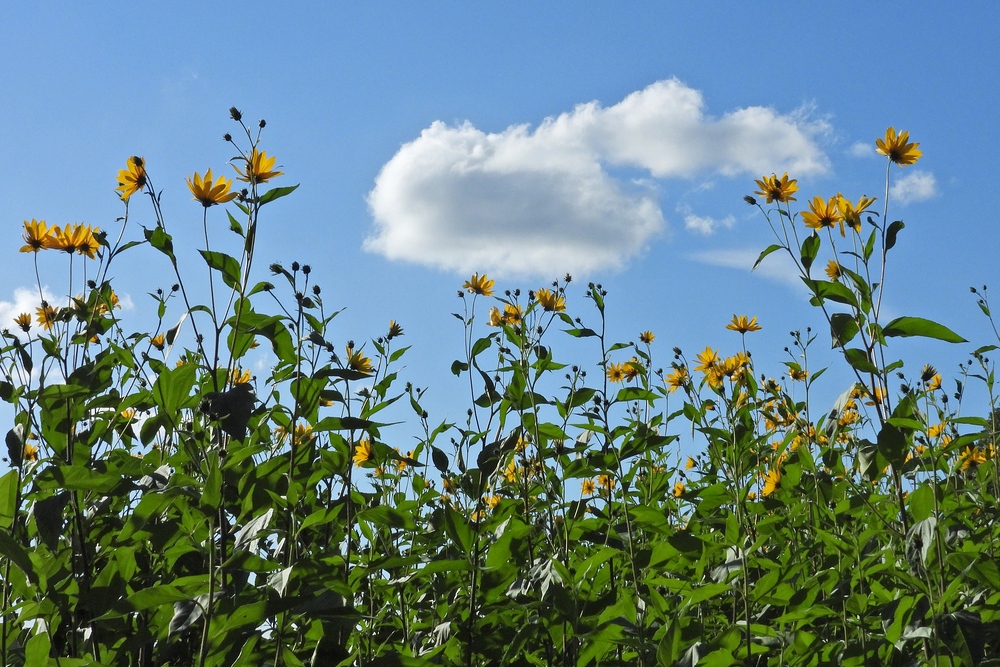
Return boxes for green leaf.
[883,316,966,343]
[752,243,783,271]
[803,278,859,308]
[25,631,52,665]
[843,348,879,374]
[800,233,820,272]
[259,184,299,205]
[199,249,242,289]
[227,210,245,236]
[0,530,37,584]
[144,226,175,260]
[0,470,17,530]
[885,220,905,252]
[830,313,859,348]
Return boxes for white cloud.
[690,248,803,289]
[684,213,735,236]
[889,171,937,205]
[366,78,830,277]
[849,141,874,157]
[0,286,58,339]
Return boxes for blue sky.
[2,4,999,450]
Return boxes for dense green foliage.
[2,115,1000,666]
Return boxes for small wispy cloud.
[690,248,803,289]
[849,141,874,157]
[366,78,831,277]
[683,213,735,236]
[890,171,937,205]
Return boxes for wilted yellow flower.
[825,260,842,281]
[836,193,877,235]
[802,196,843,231]
[35,303,58,330]
[673,481,685,497]
[387,320,404,340]
[762,468,781,496]
[14,313,31,333]
[876,127,922,167]
[726,315,761,333]
[788,367,809,382]
[581,478,596,496]
[233,148,283,184]
[353,439,373,466]
[346,346,374,374]
[19,219,52,253]
[639,330,655,344]
[754,173,799,204]
[606,362,626,383]
[187,169,239,207]
[666,366,689,393]
[535,288,566,313]
[487,306,504,327]
[116,156,147,201]
[693,347,719,373]
[462,272,495,296]
[150,333,166,351]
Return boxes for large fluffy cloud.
[366,78,829,277]
[889,171,937,205]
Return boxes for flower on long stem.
[19,219,52,253]
[233,148,283,184]
[116,156,147,201]
[754,172,798,204]
[462,273,494,297]
[726,315,761,333]
[876,127,921,167]
[187,169,239,207]
[801,196,842,231]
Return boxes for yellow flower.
[501,303,523,325]
[187,168,239,207]
[95,290,121,315]
[233,148,283,184]
[14,313,31,333]
[442,476,458,493]
[463,273,495,297]
[150,333,166,351]
[487,306,504,327]
[35,303,58,330]
[836,193,877,235]
[693,347,719,373]
[77,228,101,259]
[876,127,922,167]
[503,459,519,483]
[673,481,685,497]
[231,367,252,384]
[346,345,374,374]
[353,439,373,466]
[598,474,615,492]
[121,408,137,421]
[927,422,946,439]
[666,366,689,393]
[639,330,655,344]
[762,468,781,496]
[623,357,642,381]
[686,457,695,470]
[387,320,404,340]
[606,362,626,383]
[581,478,596,496]
[753,173,799,204]
[535,288,566,312]
[788,367,809,382]
[19,219,53,253]
[825,260,842,281]
[22,443,38,463]
[926,374,942,391]
[801,196,843,231]
[726,315,761,333]
[958,446,986,471]
[485,495,501,509]
[397,449,413,471]
[116,156,147,201]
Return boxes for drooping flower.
[14,313,31,333]
[19,219,52,253]
[802,196,843,231]
[233,148,283,184]
[685,456,695,470]
[535,288,566,312]
[926,374,942,391]
[353,439,373,466]
[487,306,504,327]
[116,156,147,201]
[387,320,404,340]
[726,315,761,333]
[150,334,166,351]
[673,481,685,497]
[639,330,655,344]
[346,345,374,374]
[825,260,842,281]
[753,173,799,204]
[462,273,495,297]
[876,127,922,167]
[187,169,239,207]
[836,193,877,234]
[788,367,809,382]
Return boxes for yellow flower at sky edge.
[788,367,809,382]
[639,330,655,344]
[581,478,596,496]
[958,446,986,471]
[463,272,494,297]
[14,313,32,333]
[36,303,58,330]
[836,193,877,235]
[754,172,798,204]
[685,456,695,470]
[535,288,566,312]
[387,320,404,340]
[598,474,615,492]
[726,314,761,333]
[151,333,166,351]
[666,366,689,393]
[234,148,283,184]
[673,481,685,497]
[623,357,642,381]
[187,168,239,207]
[487,306,504,327]
[876,127,922,167]
[116,156,147,201]
[693,347,719,373]
[231,367,252,384]
[346,345,374,374]
[802,196,843,231]
[502,303,523,325]
[606,362,626,383]
[825,260,842,281]
[20,219,52,253]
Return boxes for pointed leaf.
[883,316,966,343]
